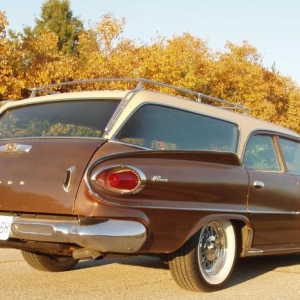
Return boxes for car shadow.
[74,255,169,271]
[75,253,300,289]
[227,254,300,288]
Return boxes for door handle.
[253,180,265,189]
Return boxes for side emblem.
[0,143,32,154]
[152,175,168,183]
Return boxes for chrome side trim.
[10,217,147,254]
[0,143,32,154]
[82,184,300,215]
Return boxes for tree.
[2,8,300,135]
[34,0,83,54]
[208,41,275,120]
[0,11,23,100]
[0,11,10,99]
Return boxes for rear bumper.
[9,216,147,254]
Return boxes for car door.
[243,133,300,246]
[278,137,300,242]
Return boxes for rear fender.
[85,150,248,209]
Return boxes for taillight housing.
[90,165,146,195]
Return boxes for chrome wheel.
[198,221,228,279]
[169,219,236,292]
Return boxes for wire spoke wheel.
[198,221,228,279]
[169,219,236,292]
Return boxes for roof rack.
[29,78,249,114]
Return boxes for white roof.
[0,90,128,113]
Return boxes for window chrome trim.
[105,90,139,135]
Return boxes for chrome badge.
[0,143,32,154]
[152,175,168,183]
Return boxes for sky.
[1,0,300,85]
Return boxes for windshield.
[0,100,120,138]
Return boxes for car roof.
[0,90,128,113]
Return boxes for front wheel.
[21,250,79,272]
[169,219,236,292]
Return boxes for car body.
[1,78,300,292]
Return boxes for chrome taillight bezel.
[89,165,146,195]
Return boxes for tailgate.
[0,139,105,214]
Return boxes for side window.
[115,104,239,152]
[243,135,280,171]
[279,138,300,174]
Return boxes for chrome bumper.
[10,217,147,254]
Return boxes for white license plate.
[0,216,13,240]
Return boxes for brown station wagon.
[1,78,300,292]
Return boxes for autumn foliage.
[1,5,300,133]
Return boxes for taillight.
[91,166,146,194]
[107,171,139,190]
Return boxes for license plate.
[0,216,13,240]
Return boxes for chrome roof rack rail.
[137,78,249,114]
[29,78,249,114]
[29,78,143,97]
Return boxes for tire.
[169,219,236,292]
[21,250,79,272]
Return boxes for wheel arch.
[186,213,253,258]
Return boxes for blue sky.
[1,0,300,85]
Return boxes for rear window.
[115,104,239,152]
[0,100,120,138]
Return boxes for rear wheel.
[21,250,79,272]
[169,219,236,292]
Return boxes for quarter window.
[243,135,280,171]
[279,138,300,174]
[116,104,238,152]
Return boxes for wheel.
[169,219,236,292]
[21,250,79,272]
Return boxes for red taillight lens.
[93,167,144,194]
[107,171,139,190]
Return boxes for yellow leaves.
[35,31,59,54]
[0,12,14,100]
[222,41,263,65]
[0,11,8,36]
[95,13,126,56]
[1,11,300,135]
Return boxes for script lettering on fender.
[152,175,168,183]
